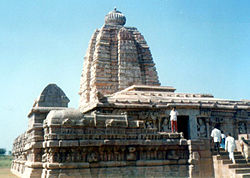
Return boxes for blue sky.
[0,0,249,151]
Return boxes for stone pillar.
[189,114,198,139]
[205,118,210,139]
[188,139,214,178]
[234,117,239,138]
[158,118,162,131]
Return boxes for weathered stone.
[11,8,250,178]
[34,84,70,108]
[79,10,160,111]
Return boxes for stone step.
[236,159,248,164]
[235,173,250,178]
[220,151,242,156]
[223,159,247,164]
[242,174,250,178]
[229,163,250,169]
[218,154,244,160]
[223,159,233,164]
[236,155,245,159]
[217,155,227,160]
[235,168,250,174]
[234,152,242,155]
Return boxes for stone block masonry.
[11,8,250,178]
[79,9,160,110]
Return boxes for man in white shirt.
[211,126,221,154]
[225,133,236,164]
[170,107,179,133]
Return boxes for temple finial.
[105,8,126,26]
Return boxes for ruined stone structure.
[12,9,250,178]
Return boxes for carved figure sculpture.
[197,119,207,137]
[162,118,170,132]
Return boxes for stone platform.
[11,8,249,178]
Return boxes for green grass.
[0,156,18,177]
[0,155,12,168]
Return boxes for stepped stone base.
[42,165,189,178]
[213,149,250,178]
[11,8,250,178]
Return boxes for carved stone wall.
[12,107,190,178]
[11,84,69,178]
[40,113,189,178]
[188,139,214,178]
[11,8,250,178]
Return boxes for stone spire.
[79,9,160,110]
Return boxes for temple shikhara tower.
[11,9,250,178]
[79,8,160,110]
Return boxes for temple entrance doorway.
[177,116,189,139]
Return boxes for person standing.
[170,107,179,133]
[211,125,221,154]
[240,137,245,157]
[225,133,236,164]
[220,131,226,149]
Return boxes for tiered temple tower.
[79,8,160,109]
[11,8,250,178]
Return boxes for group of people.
[170,107,237,164]
[211,126,237,163]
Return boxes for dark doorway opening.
[177,116,189,139]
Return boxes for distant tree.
[0,148,6,155]
[8,151,12,155]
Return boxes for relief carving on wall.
[238,122,247,134]
[162,117,171,132]
[197,118,207,137]
[140,111,159,129]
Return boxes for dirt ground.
[0,168,17,178]
[0,156,17,178]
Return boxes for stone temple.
[11,9,250,178]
